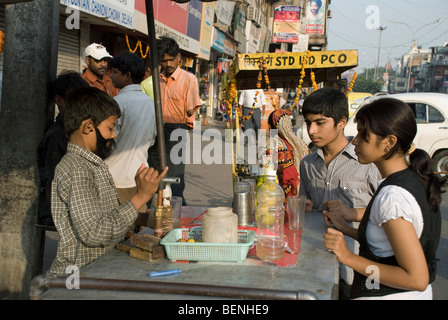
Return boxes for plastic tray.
[160,227,256,263]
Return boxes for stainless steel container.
[241,178,256,223]
[233,191,253,226]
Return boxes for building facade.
[0,0,331,113]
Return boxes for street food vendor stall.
[31,206,338,301]
[29,50,357,302]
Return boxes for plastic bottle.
[256,170,285,208]
[255,171,285,261]
[202,207,238,243]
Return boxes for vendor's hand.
[132,165,169,208]
[305,198,313,212]
[323,199,357,222]
[323,228,352,264]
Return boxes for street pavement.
[42,119,448,300]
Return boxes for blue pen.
[148,269,182,277]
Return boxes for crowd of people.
[37,37,445,300]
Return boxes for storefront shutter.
[57,15,80,75]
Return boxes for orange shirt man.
[82,43,118,97]
[160,64,202,129]
[147,37,202,205]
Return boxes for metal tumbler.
[233,191,253,226]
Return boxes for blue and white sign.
[211,27,225,52]
[60,0,135,29]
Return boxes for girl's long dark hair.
[355,98,446,212]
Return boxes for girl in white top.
[323,97,446,299]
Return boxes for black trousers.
[148,123,187,205]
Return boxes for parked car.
[344,92,448,173]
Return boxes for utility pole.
[0,0,59,299]
[390,18,443,92]
[374,26,386,81]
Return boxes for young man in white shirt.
[107,52,157,213]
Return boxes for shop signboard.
[134,0,202,55]
[198,2,216,60]
[211,27,225,53]
[247,22,260,53]
[237,50,358,70]
[61,0,135,29]
[187,0,202,43]
[223,37,236,57]
[305,0,326,35]
[215,0,236,26]
[232,5,247,54]
[292,34,309,52]
[272,5,301,43]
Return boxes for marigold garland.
[346,72,358,97]
[224,64,238,119]
[0,30,4,54]
[310,71,318,91]
[126,34,150,59]
[237,56,271,122]
[292,50,311,109]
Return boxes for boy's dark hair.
[110,52,145,84]
[52,70,89,99]
[302,88,349,126]
[157,36,179,58]
[64,87,121,136]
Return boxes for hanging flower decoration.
[310,71,318,91]
[0,30,4,54]
[346,72,358,97]
[224,64,238,120]
[126,34,150,59]
[238,56,271,122]
[225,82,238,118]
[292,50,312,110]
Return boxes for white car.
[344,92,448,173]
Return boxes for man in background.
[239,88,266,143]
[37,71,89,226]
[147,37,202,205]
[82,43,118,97]
[106,52,156,215]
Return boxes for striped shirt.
[299,142,381,211]
[299,141,381,285]
[50,142,138,275]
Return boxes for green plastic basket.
[160,227,256,263]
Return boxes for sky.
[326,0,448,73]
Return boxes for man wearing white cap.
[82,43,118,97]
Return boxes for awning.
[234,50,358,90]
